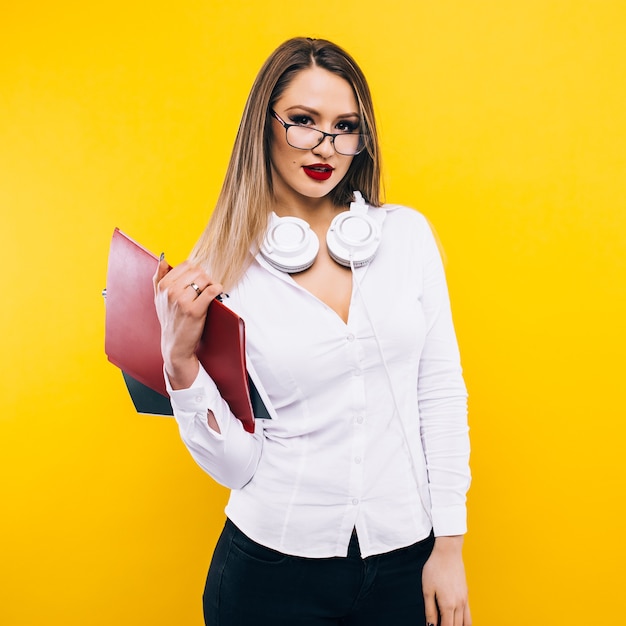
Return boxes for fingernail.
[159,252,165,261]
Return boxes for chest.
[229,254,426,407]
[290,246,353,324]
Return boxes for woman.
[154,37,471,626]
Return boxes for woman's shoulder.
[373,202,432,235]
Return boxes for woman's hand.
[153,256,223,390]
[422,535,472,626]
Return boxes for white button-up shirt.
[167,205,470,558]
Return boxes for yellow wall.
[2,2,625,624]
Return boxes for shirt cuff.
[164,364,222,419]
[431,504,468,537]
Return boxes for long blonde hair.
[190,37,383,289]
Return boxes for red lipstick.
[303,164,334,181]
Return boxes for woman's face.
[269,66,359,207]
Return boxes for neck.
[272,192,343,227]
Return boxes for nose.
[312,133,335,158]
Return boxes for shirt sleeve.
[165,364,263,489]
[417,220,471,536]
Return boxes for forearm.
[167,365,263,489]
[176,407,262,489]
[165,355,201,392]
[419,392,471,534]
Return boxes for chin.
[299,179,342,199]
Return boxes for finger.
[157,259,203,286]
[158,260,195,288]
[452,595,470,626]
[439,607,454,626]
[424,592,438,626]
[153,258,223,313]
[463,599,472,626]
[188,279,223,305]
[152,254,171,293]
[159,261,211,299]
[454,606,464,626]
[183,273,222,297]
[185,280,204,299]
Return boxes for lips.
[302,164,334,181]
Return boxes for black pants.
[203,519,435,625]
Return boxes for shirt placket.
[342,318,367,536]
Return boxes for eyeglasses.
[270,110,366,156]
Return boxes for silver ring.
[188,282,202,296]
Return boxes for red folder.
[104,228,256,433]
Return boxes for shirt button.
[347,333,355,342]
[195,396,203,403]
[352,498,359,505]
[356,416,364,424]
[354,456,362,464]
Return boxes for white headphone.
[260,191,381,273]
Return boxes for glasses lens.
[286,126,323,150]
[334,133,363,156]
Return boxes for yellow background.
[2,1,625,624]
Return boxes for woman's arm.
[417,219,471,534]
[153,257,263,488]
[417,220,472,625]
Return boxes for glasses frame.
[270,109,366,156]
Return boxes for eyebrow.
[283,105,360,119]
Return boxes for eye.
[289,115,314,127]
[336,120,359,133]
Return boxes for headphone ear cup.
[260,214,320,273]
[326,211,381,268]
